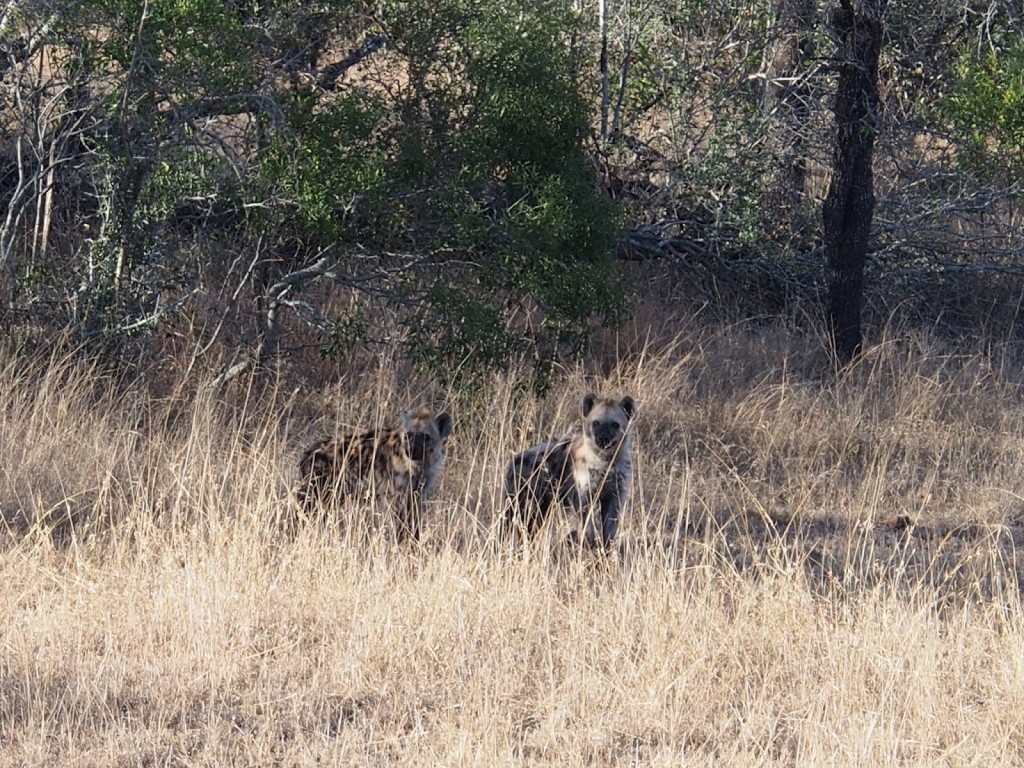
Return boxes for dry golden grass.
[2,322,1024,766]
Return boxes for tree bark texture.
[823,0,887,364]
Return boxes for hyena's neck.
[575,431,631,471]
[572,436,620,497]
[575,439,610,472]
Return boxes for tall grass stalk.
[2,325,1023,765]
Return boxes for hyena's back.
[294,407,453,541]
[296,430,398,509]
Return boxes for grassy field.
[2,322,1024,766]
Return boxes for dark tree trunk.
[823,0,887,365]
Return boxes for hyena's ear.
[400,410,413,431]
[581,393,598,417]
[620,396,638,420]
[435,412,453,439]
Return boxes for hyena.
[504,393,637,549]
[295,406,453,542]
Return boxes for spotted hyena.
[295,406,453,542]
[504,393,637,549]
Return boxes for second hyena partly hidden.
[295,406,453,542]
[504,393,637,549]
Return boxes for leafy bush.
[284,0,629,375]
[942,41,1024,176]
[1,0,626,378]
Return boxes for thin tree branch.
[316,34,388,91]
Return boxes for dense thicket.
[0,0,1021,381]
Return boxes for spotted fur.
[295,406,453,541]
[504,393,637,549]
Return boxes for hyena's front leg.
[598,488,622,549]
[566,485,602,549]
[578,485,624,550]
[580,503,605,549]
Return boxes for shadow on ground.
[654,505,1024,605]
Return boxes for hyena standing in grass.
[504,393,637,549]
[295,406,453,542]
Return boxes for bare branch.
[162,93,285,126]
[0,11,57,75]
[316,34,388,92]
[208,248,432,389]
[117,288,199,333]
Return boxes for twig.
[316,34,388,92]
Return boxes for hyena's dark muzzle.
[590,421,622,450]
[407,432,433,461]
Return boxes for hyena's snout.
[407,432,432,461]
[591,420,624,450]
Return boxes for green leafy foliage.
[92,0,256,93]
[943,41,1024,175]
[274,0,628,376]
[260,90,390,245]
[24,0,266,343]
[18,0,1022,379]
